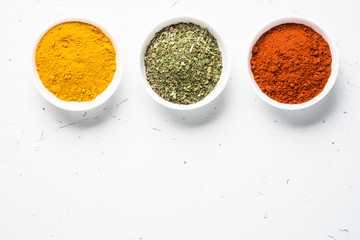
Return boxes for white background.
[1,0,359,239]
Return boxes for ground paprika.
[250,23,332,104]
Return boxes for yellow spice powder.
[35,21,117,102]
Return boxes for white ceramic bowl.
[247,17,339,110]
[33,18,123,111]
[140,17,231,111]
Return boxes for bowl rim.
[32,18,123,111]
[247,16,339,110]
[139,16,231,111]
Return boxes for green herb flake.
[144,22,223,105]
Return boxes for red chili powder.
[250,23,332,104]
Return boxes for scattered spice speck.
[327,235,336,240]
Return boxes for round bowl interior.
[33,18,123,112]
[140,17,231,111]
[247,17,339,110]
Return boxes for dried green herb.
[144,22,223,104]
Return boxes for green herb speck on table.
[144,22,223,105]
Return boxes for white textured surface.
[0,0,359,240]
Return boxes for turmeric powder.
[35,21,117,102]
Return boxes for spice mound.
[144,22,223,105]
[35,21,117,102]
[250,23,332,104]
